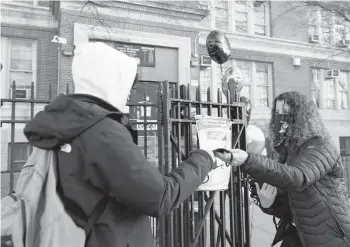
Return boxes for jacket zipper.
[314,185,349,246]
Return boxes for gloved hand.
[256,183,277,208]
[213,148,248,166]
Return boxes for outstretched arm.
[85,119,216,218]
[241,140,338,191]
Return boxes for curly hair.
[268,91,330,148]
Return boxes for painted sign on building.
[115,43,156,67]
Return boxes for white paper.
[195,115,232,191]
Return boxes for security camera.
[51,36,67,45]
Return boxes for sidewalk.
[250,204,281,247]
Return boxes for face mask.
[273,114,292,147]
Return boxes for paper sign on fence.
[195,115,232,191]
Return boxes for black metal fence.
[1,80,251,247]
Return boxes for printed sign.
[115,43,156,67]
[195,115,232,191]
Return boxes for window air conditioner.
[337,39,350,48]
[309,35,320,43]
[10,88,31,99]
[325,69,340,79]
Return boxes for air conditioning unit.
[336,39,350,48]
[325,69,340,79]
[309,35,320,43]
[200,55,212,67]
[10,88,31,99]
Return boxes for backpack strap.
[54,151,109,238]
[83,195,109,237]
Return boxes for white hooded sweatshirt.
[72,42,138,112]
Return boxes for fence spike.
[31,82,35,100]
[11,81,16,99]
[48,82,52,100]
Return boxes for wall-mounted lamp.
[293,57,301,68]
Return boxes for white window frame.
[5,0,39,7]
[215,59,273,108]
[0,37,37,99]
[213,0,270,36]
[308,8,350,46]
[310,68,350,111]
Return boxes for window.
[325,78,336,109]
[216,59,273,108]
[0,38,37,99]
[340,137,350,155]
[310,68,350,110]
[311,69,320,107]
[308,8,349,46]
[253,1,268,36]
[213,0,270,36]
[6,0,38,6]
[199,67,212,102]
[321,11,332,44]
[339,71,349,110]
[235,1,249,33]
[7,143,31,171]
[215,0,229,31]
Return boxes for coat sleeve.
[241,140,337,191]
[84,119,215,218]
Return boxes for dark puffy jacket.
[24,94,216,247]
[242,137,350,247]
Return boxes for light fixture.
[293,57,301,67]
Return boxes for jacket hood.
[72,42,138,112]
[24,94,122,149]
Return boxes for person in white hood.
[24,42,230,247]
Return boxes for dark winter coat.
[24,94,216,247]
[242,137,350,247]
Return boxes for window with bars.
[7,143,31,171]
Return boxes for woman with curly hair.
[217,91,350,247]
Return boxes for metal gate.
[1,80,250,247]
[143,81,251,247]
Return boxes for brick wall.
[1,25,59,99]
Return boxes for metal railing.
[0,80,251,247]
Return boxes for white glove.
[256,183,277,208]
